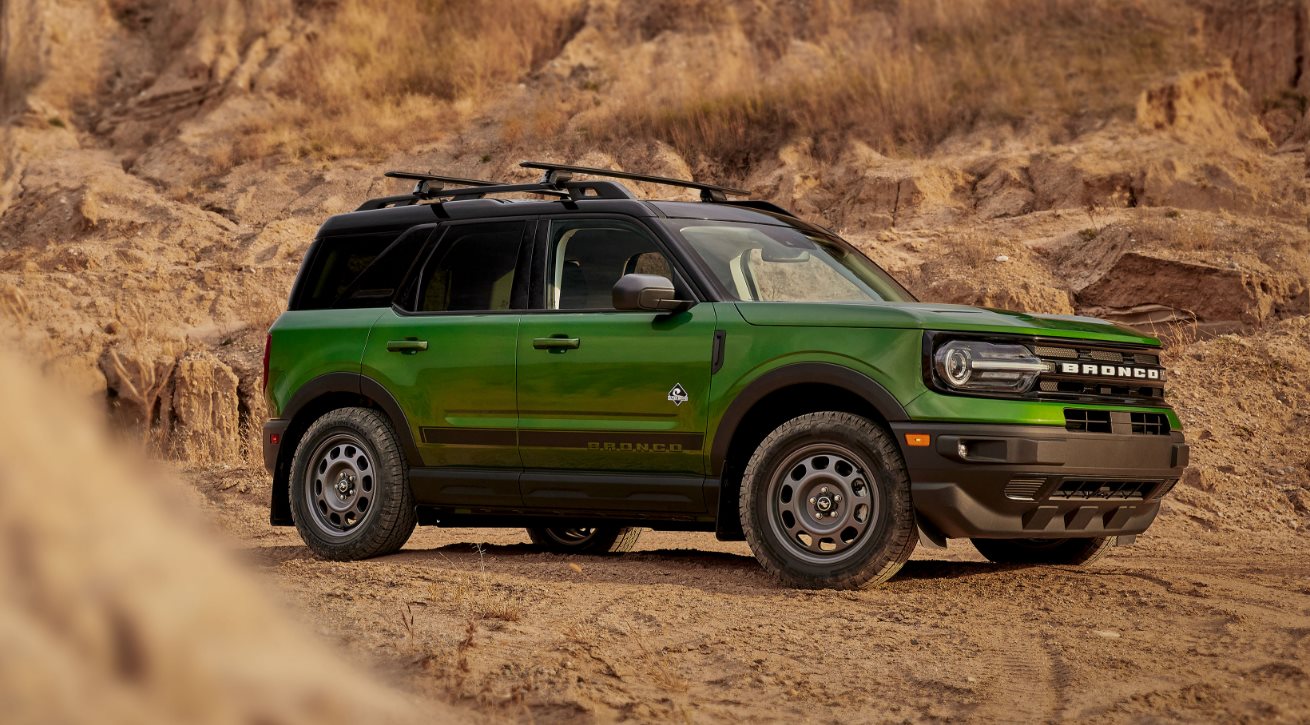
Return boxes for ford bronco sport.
[262,161,1189,589]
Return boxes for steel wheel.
[765,443,880,566]
[525,525,642,554]
[741,412,916,588]
[542,527,599,546]
[304,432,377,539]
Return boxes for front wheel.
[525,526,642,554]
[971,537,1113,566]
[740,411,917,589]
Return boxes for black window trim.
[390,216,537,318]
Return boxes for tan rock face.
[99,344,244,465]
[1199,0,1310,144]
[1075,251,1310,333]
[162,351,242,463]
[1136,66,1273,150]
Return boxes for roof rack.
[358,170,575,211]
[520,160,749,202]
[355,162,778,213]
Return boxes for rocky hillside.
[1,0,1307,531]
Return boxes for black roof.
[317,161,821,237]
[317,196,818,237]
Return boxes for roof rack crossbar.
[383,170,500,199]
[358,171,576,210]
[356,170,503,210]
[430,182,571,199]
[520,160,749,203]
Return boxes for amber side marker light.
[905,433,931,447]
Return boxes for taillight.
[262,333,272,390]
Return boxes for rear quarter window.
[289,229,428,310]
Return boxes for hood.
[733,301,1159,346]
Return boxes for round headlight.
[932,339,1049,393]
[940,345,973,386]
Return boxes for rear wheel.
[289,407,416,561]
[525,526,642,554]
[740,411,916,589]
[971,537,1113,565]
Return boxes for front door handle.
[532,337,580,351]
[386,339,429,353]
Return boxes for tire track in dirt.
[969,622,1063,723]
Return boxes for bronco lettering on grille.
[1059,362,1161,380]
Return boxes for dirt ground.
[198,468,1310,723]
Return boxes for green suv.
[262,161,1188,588]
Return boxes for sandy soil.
[199,468,1310,723]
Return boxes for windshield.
[662,220,914,303]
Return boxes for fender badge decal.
[667,383,689,406]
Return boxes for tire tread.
[971,536,1113,566]
[739,411,916,589]
[526,526,643,554]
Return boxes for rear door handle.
[532,337,580,350]
[386,339,429,353]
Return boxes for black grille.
[1065,409,1112,433]
[1130,412,1170,435]
[1034,342,1166,405]
[1064,409,1171,435]
[1050,479,1161,500]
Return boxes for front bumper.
[890,422,1188,540]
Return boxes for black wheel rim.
[764,443,881,566]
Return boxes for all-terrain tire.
[525,526,642,554]
[740,411,917,589]
[971,537,1113,566]
[289,407,416,561]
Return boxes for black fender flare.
[271,372,421,525]
[709,362,909,477]
[280,372,422,465]
[708,362,910,539]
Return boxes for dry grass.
[430,546,528,623]
[227,0,585,166]
[219,0,1212,173]
[577,0,1206,169]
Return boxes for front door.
[361,219,530,506]
[515,217,717,512]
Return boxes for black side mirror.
[612,274,692,312]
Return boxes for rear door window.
[413,221,528,312]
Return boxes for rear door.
[361,219,531,507]
[515,216,717,513]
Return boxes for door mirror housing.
[612,274,693,312]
